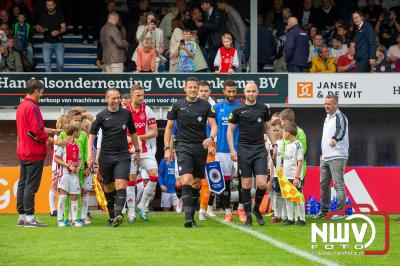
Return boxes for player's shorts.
[82,174,93,191]
[237,143,268,177]
[161,192,179,208]
[98,153,131,184]
[176,142,207,178]
[130,152,158,175]
[58,172,81,195]
[215,152,238,180]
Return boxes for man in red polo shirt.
[336,42,356,73]
[16,79,61,227]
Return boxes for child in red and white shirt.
[214,33,239,74]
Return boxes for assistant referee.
[227,82,277,226]
[87,88,140,227]
[164,76,217,228]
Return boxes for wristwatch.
[210,136,215,141]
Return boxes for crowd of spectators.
[2,0,400,73]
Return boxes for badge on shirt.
[198,116,202,122]
[257,117,262,123]
[122,124,126,130]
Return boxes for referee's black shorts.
[237,143,268,177]
[176,142,208,178]
[98,153,131,184]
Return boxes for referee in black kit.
[164,77,217,228]
[87,88,140,227]
[227,82,277,226]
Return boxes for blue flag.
[205,161,225,194]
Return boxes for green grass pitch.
[0,212,399,266]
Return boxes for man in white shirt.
[314,94,349,221]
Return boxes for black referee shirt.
[229,102,270,145]
[90,107,136,155]
[167,98,215,144]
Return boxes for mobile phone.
[179,39,185,46]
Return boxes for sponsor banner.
[0,166,52,214]
[303,166,400,214]
[289,73,400,105]
[0,73,288,107]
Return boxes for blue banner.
[205,161,225,194]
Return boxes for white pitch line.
[212,217,340,266]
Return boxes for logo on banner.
[205,161,225,194]
[310,204,389,256]
[297,82,313,98]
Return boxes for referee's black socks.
[242,188,252,217]
[182,185,193,220]
[191,187,200,220]
[115,189,127,217]
[223,180,231,210]
[105,190,116,220]
[254,188,266,212]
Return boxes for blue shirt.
[158,159,176,193]
[214,100,240,153]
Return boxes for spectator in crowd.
[9,5,21,25]
[387,32,400,64]
[296,0,316,30]
[182,9,191,27]
[188,7,206,46]
[169,17,184,72]
[176,0,186,16]
[336,41,357,72]
[81,0,100,45]
[36,0,66,72]
[313,0,340,32]
[336,25,351,46]
[375,8,400,48]
[381,0,400,11]
[0,9,12,28]
[285,17,309,72]
[135,37,156,72]
[135,12,164,71]
[217,0,247,70]
[310,44,336,72]
[361,0,382,26]
[245,13,277,72]
[159,4,179,50]
[12,12,33,65]
[176,29,196,72]
[100,11,129,73]
[372,45,392,72]
[95,40,105,72]
[353,11,376,72]
[214,33,238,73]
[0,39,23,72]
[0,23,11,36]
[329,35,348,60]
[197,0,227,71]
[309,33,324,59]
[8,0,32,22]
[314,94,349,220]
[265,0,284,37]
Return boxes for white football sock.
[26,215,34,223]
[57,194,67,221]
[136,182,144,202]
[81,193,89,220]
[71,200,78,222]
[285,199,294,221]
[138,181,156,209]
[49,189,56,212]
[274,192,284,218]
[126,185,136,217]
[225,208,232,215]
[238,203,244,209]
[297,202,306,221]
[19,214,26,221]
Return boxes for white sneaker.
[72,220,83,227]
[199,209,207,221]
[58,221,66,227]
[83,218,91,225]
[176,199,183,213]
[206,210,216,217]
